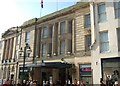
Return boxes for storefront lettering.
[81,68,91,72]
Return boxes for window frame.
[114,1,120,18]
[85,35,91,51]
[60,40,65,55]
[98,3,107,23]
[41,44,46,57]
[60,21,66,35]
[99,31,109,53]
[25,31,30,43]
[84,14,91,28]
[42,26,49,38]
[117,28,120,51]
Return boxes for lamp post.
[19,43,32,82]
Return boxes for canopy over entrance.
[25,62,72,68]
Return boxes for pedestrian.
[16,82,21,86]
[73,79,77,86]
[10,80,14,86]
[22,80,26,86]
[100,78,106,86]
[29,80,33,86]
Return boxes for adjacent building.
[90,0,120,84]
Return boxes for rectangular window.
[67,39,72,54]
[117,29,120,51]
[47,43,52,57]
[42,26,49,38]
[98,3,106,22]
[84,14,91,28]
[49,25,53,38]
[60,21,65,35]
[68,20,72,33]
[100,32,109,53]
[85,35,91,51]
[60,40,65,55]
[25,32,30,43]
[114,2,120,18]
[42,44,46,57]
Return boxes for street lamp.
[19,43,32,82]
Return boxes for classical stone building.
[1,2,92,85]
[0,27,21,84]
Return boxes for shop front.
[19,67,30,81]
[101,58,120,85]
[79,64,92,84]
[26,62,72,85]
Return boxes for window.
[47,43,52,57]
[98,3,106,22]
[25,32,30,43]
[42,44,46,57]
[85,35,91,51]
[114,2,120,18]
[117,29,120,51]
[60,40,65,55]
[3,67,6,79]
[49,25,53,38]
[67,39,72,54]
[100,32,109,53]
[68,20,72,33]
[84,14,91,28]
[60,21,65,35]
[42,26,49,38]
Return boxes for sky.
[0,0,80,38]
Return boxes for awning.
[25,62,72,68]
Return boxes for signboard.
[81,68,92,72]
[80,64,92,76]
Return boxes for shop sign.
[81,67,92,72]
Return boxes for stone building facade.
[1,0,120,85]
[90,0,120,84]
[0,2,92,85]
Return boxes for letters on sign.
[81,68,92,72]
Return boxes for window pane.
[43,26,49,38]
[100,42,109,52]
[100,32,108,42]
[60,40,65,54]
[47,43,52,56]
[98,4,105,13]
[67,39,72,53]
[68,20,72,33]
[100,32,109,52]
[42,44,46,57]
[85,35,91,51]
[25,32,30,43]
[117,29,120,51]
[114,2,120,18]
[84,14,91,28]
[98,3,106,22]
[60,21,65,35]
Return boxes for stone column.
[72,19,75,54]
[58,22,60,55]
[65,20,68,55]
